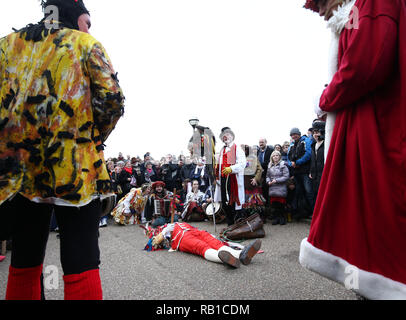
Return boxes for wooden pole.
[171,188,177,224]
[1,240,6,256]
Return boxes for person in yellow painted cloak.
[0,0,125,300]
[111,184,152,226]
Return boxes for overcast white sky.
[1,0,331,160]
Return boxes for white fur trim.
[314,87,328,118]
[299,238,406,300]
[326,0,357,34]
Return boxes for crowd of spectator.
[103,119,326,227]
[0,121,326,263]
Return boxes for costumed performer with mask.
[111,183,152,225]
[0,0,125,300]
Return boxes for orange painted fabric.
[0,28,124,207]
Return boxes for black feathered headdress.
[16,0,90,42]
[41,0,90,30]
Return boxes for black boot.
[259,209,267,224]
[279,211,287,225]
[271,212,280,225]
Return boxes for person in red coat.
[300,0,406,299]
[151,222,262,268]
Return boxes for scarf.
[124,167,132,175]
[194,164,205,177]
[220,144,240,206]
[323,0,356,161]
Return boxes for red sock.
[63,269,103,300]
[6,265,43,300]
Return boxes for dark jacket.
[190,165,211,193]
[161,163,179,192]
[180,163,196,182]
[118,169,132,195]
[257,145,273,178]
[287,136,312,175]
[143,167,159,184]
[131,165,144,188]
[310,140,325,183]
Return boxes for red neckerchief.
[124,167,132,174]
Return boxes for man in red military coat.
[150,222,262,268]
[300,0,406,299]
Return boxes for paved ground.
[0,218,357,300]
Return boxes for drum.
[205,202,226,223]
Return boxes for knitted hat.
[290,128,301,136]
[312,119,326,131]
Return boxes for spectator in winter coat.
[257,138,274,208]
[143,161,158,184]
[190,157,211,193]
[243,145,265,221]
[281,142,290,165]
[267,151,290,225]
[287,128,314,219]
[118,161,133,196]
[309,120,326,207]
[160,154,179,192]
[180,157,196,183]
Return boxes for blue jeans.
[294,173,314,216]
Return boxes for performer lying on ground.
[145,222,262,269]
[111,183,151,225]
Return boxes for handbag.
[220,212,265,241]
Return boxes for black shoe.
[239,239,262,265]
[271,217,280,225]
[280,216,287,225]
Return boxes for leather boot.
[279,207,287,225]
[271,212,280,225]
[239,239,262,265]
[218,251,240,268]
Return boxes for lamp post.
[189,118,199,131]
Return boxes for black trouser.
[261,178,269,207]
[221,176,239,226]
[0,194,101,275]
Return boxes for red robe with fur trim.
[300,0,406,299]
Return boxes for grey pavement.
[0,218,357,300]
